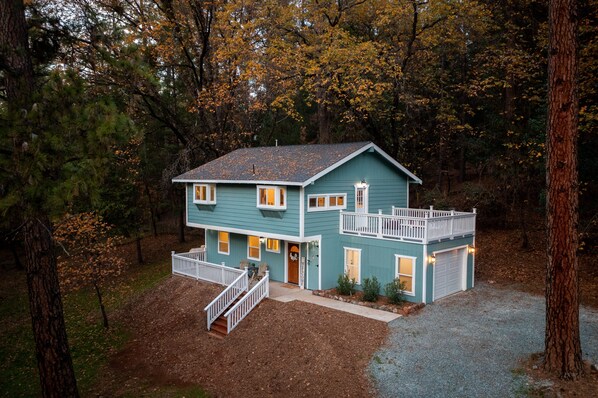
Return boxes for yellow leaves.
[54,212,126,291]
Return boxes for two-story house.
[173,141,476,305]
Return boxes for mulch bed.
[93,276,388,397]
[312,289,425,316]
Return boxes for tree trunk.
[24,217,79,397]
[93,281,109,329]
[136,236,144,265]
[0,0,34,112]
[317,95,331,144]
[544,0,582,380]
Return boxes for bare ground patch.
[93,276,388,397]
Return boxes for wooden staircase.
[208,294,244,339]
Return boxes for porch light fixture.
[468,245,475,254]
[428,254,436,264]
[259,237,265,244]
[356,179,368,188]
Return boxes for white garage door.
[434,248,466,300]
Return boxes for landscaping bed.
[312,289,425,316]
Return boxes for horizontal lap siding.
[339,236,424,303]
[206,230,286,283]
[188,184,300,236]
[304,151,411,290]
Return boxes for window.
[307,194,347,211]
[257,186,286,210]
[395,255,415,295]
[266,238,280,253]
[218,231,229,255]
[344,247,361,284]
[248,235,261,260]
[193,183,216,204]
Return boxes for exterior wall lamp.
[428,254,436,264]
[468,245,475,254]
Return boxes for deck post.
[339,210,343,234]
[171,251,175,274]
[424,212,429,243]
[378,209,383,237]
[196,257,199,280]
[265,270,270,298]
[450,210,455,239]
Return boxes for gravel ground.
[369,283,598,398]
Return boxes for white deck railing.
[340,207,476,243]
[204,270,248,331]
[225,271,270,334]
[172,251,244,286]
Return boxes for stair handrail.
[225,272,269,334]
[204,269,248,331]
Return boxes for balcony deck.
[340,207,476,244]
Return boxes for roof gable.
[173,142,421,186]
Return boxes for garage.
[433,248,466,300]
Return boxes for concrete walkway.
[268,281,401,323]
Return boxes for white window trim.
[193,183,216,204]
[343,247,362,285]
[218,231,230,255]
[395,254,416,296]
[247,235,261,261]
[265,238,281,253]
[307,193,347,212]
[354,183,369,213]
[256,185,287,210]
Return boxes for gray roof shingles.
[173,142,372,184]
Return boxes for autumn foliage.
[54,212,126,328]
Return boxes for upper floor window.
[193,183,216,204]
[308,194,347,212]
[257,185,286,210]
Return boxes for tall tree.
[0,1,79,396]
[544,0,582,380]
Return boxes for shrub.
[362,276,381,302]
[336,274,357,296]
[385,278,406,304]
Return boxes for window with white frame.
[257,186,286,210]
[395,255,415,295]
[344,247,361,284]
[307,194,347,211]
[266,238,280,253]
[218,231,229,254]
[248,235,261,260]
[193,183,216,204]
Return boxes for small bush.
[385,278,406,304]
[362,276,381,302]
[337,274,357,296]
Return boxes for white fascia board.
[172,178,303,186]
[301,142,422,187]
[187,221,318,243]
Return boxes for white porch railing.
[172,251,244,286]
[204,270,248,331]
[340,207,476,243]
[225,271,270,334]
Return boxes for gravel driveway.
[369,283,598,397]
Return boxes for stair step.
[213,317,227,328]
[207,330,226,340]
[211,322,228,336]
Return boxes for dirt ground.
[475,228,598,308]
[93,276,388,397]
[90,229,597,396]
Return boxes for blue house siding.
[205,230,287,283]
[332,236,425,303]
[187,183,300,237]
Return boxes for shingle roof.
[173,141,421,185]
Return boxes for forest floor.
[1,228,597,397]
